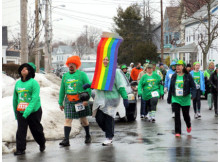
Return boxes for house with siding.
[171,0,218,69]
[52,45,76,68]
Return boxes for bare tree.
[72,26,102,57]
[73,34,88,57]
[181,0,218,69]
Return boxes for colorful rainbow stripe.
[91,33,123,91]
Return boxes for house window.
[189,36,191,42]
[57,56,59,61]
[166,36,168,44]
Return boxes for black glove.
[123,99,129,109]
[83,83,91,90]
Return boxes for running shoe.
[175,134,181,137]
[197,112,201,118]
[194,113,198,119]
[187,127,192,133]
[172,112,175,118]
[102,139,113,146]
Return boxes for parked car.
[79,60,96,70]
[82,68,137,122]
[57,60,96,79]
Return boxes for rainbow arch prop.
[91,32,123,91]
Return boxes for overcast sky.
[2,0,172,43]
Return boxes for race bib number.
[176,89,183,96]
[75,103,85,112]
[151,91,159,97]
[17,102,29,111]
[196,84,200,89]
[169,74,173,78]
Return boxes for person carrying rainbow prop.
[84,32,129,146]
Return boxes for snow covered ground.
[2,73,81,153]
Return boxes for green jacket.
[138,73,164,100]
[13,78,41,119]
[59,70,91,106]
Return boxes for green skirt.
[64,98,92,119]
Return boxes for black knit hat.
[186,64,191,68]
[18,63,36,81]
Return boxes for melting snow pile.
[2,73,81,153]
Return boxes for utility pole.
[35,0,40,72]
[20,0,28,63]
[160,0,164,63]
[49,0,52,71]
[44,0,50,73]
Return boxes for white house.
[171,0,218,69]
[52,45,76,68]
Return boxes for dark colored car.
[83,68,137,122]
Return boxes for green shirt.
[59,70,91,106]
[171,74,191,106]
[13,78,41,119]
[138,73,164,100]
[193,71,200,85]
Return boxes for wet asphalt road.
[3,95,218,162]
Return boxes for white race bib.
[196,84,200,89]
[151,91,159,97]
[176,89,183,96]
[75,103,85,112]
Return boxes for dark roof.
[6,50,20,57]
[2,26,8,46]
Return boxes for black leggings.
[16,108,46,151]
[193,89,201,113]
[145,97,158,112]
[173,103,191,134]
[95,109,115,139]
[212,93,218,114]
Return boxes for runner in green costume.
[59,56,92,146]
[138,64,164,122]
[13,62,45,155]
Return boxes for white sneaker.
[102,139,112,146]
[172,113,175,118]
[148,116,152,122]
[194,113,198,119]
[197,112,201,118]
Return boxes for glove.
[83,83,91,90]
[123,99,129,109]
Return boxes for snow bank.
[2,73,81,153]
[2,74,16,97]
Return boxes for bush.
[2,64,20,79]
